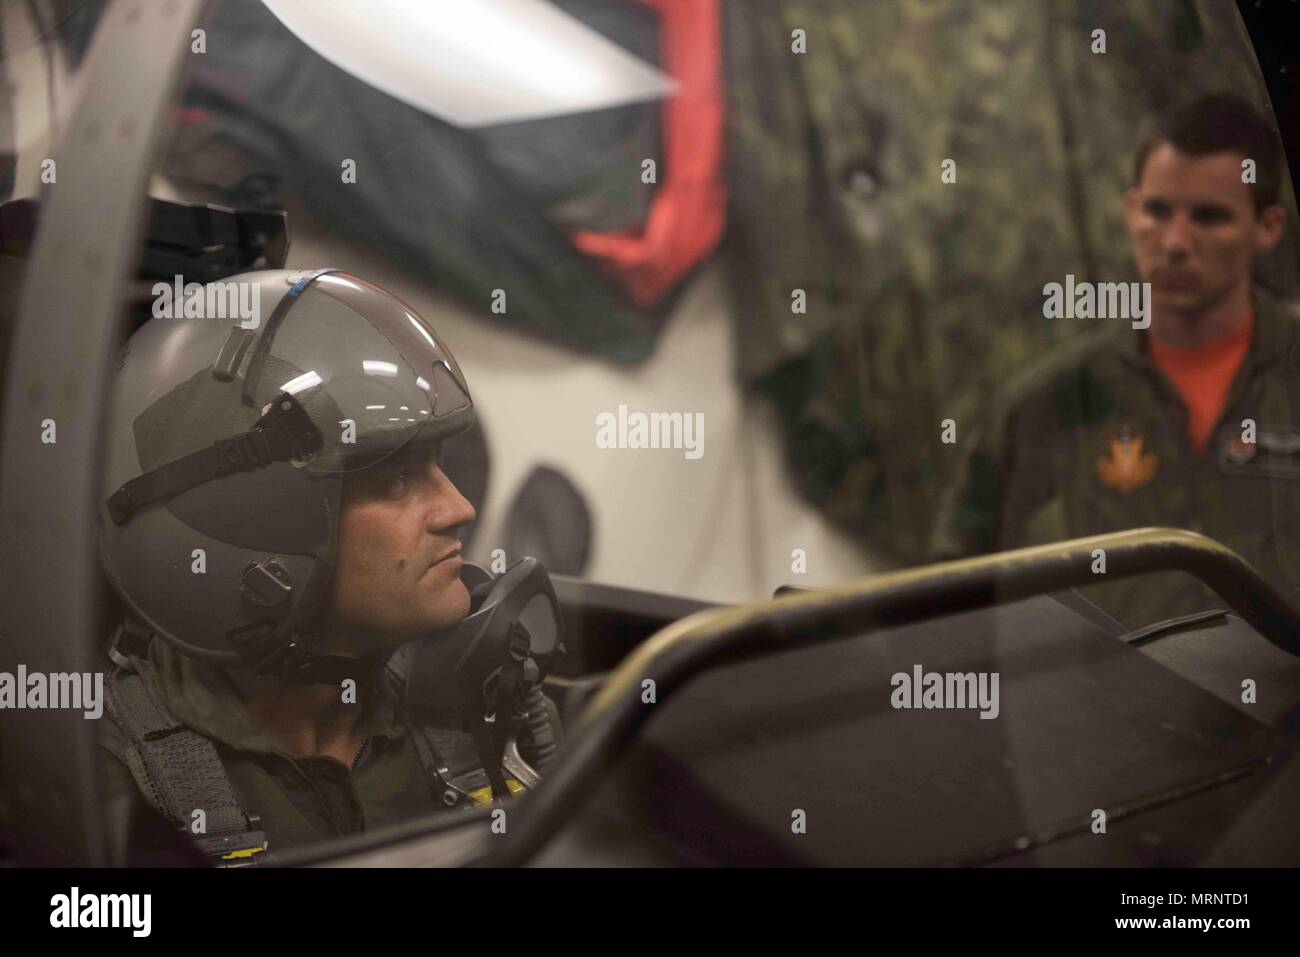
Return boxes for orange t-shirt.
[1148,309,1254,457]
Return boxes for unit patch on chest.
[1096,425,1158,494]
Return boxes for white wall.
[2,0,85,201]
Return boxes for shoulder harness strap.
[101,630,269,866]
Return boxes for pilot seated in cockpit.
[97,268,562,864]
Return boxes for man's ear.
[1254,203,1286,253]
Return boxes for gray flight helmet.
[99,268,474,674]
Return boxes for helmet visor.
[244,272,473,473]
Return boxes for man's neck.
[246,678,369,762]
[249,620,407,762]
[1150,279,1253,349]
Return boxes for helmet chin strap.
[272,643,385,687]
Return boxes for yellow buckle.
[221,843,268,862]
[466,779,525,805]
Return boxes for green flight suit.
[936,288,1300,628]
[97,636,492,859]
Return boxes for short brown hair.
[1132,92,1283,215]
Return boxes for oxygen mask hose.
[518,683,561,771]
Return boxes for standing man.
[937,92,1298,627]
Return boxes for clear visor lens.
[248,273,472,473]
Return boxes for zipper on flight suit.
[351,736,370,771]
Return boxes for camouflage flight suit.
[97,634,511,861]
[936,288,1300,628]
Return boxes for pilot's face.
[324,447,476,649]
[1126,142,1284,320]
